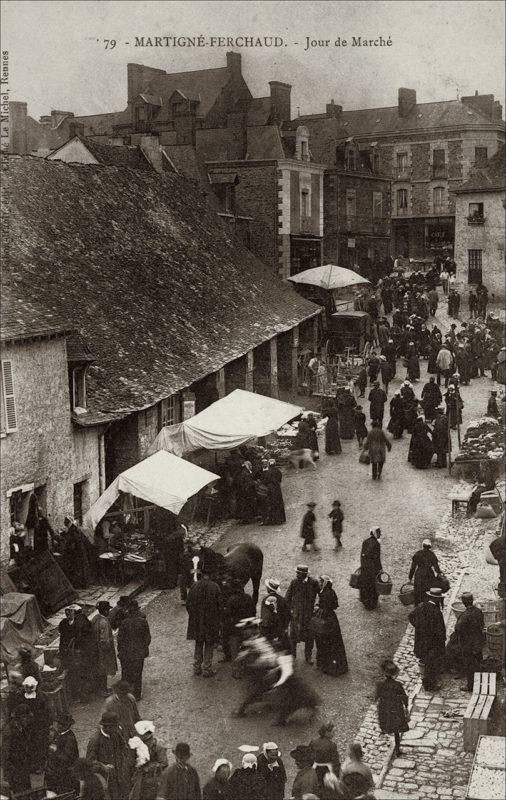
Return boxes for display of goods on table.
[454,416,505,464]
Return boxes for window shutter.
[1,360,18,432]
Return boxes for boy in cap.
[300,503,319,552]
[328,501,344,549]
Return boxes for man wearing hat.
[102,679,140,738]
[300,502,319,552]
[454,593,485,692]
[257,742,287,800]
[117,599,152,699]
[186,564,222,677]
[380,356,394,396]
[285,566,319,663]
[309,723,341,789]
[1,705,32,794]
[45,713,80,796]
[408,539,442,606]
[86,711,131,800]
[260,579,291,647]
[156,742,201,800]
[290,745,319,800]
[58,603,96,703]
[92,600,118,697]
[368,380,387,425]
[408,587,447,691]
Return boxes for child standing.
[300,502,319,552]
[329,500,344,549]
[354,406,368,448]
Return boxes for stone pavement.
[354,508,501,800]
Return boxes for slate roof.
[5,156,319,415]
[161,144,209,182]
[1,281,70,343]
[246,126,285,160]
[50,136,152,170]
[246,97,272,126]
[300,99,503,138]
[143,67,230,119]
[454,146,506,193]
[74,109,130,137]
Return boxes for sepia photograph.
[0,1,505,798]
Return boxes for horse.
[184,542,264,605]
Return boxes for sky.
[2,0,505,120]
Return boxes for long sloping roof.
[1,282,70,343]
[300,99,502,138]
[74,109,130,136]
[68,136,151,170]
[454,145,506,193]
[4,156,319,415]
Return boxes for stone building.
[0,307,103,563]
[453,146,505,299]
[300,89,505,261]
[3,155,320,554]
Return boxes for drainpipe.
[98,432,106,493]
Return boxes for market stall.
[149,389,304,457]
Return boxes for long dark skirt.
[339,408,355,439]
[315,616,348,676]
[325,417,342,454]
[268,485,286,525]
[359,576,378,610]
[388,415,404,438]
[410,434,434,468]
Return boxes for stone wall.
[454,190,506,298]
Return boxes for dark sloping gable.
[454,145,506,193]
[5,157,319,415]
[77,137,151,170]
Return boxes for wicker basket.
[349,568,362,589]
[398,582,415,606]
[376,571,393,595]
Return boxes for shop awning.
[288,265,370,290]
[149,389,304,457]
[83,450,219,533]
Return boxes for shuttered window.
[1,360,18,432]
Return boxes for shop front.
[290,236,323,275]
[393,217,455,260]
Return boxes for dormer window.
[346,149,356,171]
[70,366,88,411]
[295,125,310,162]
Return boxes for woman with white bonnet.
[20,675,51,773]
[257,742,287,800]
[202,758,233,799]
[229,751,268,799]
[128,719,167,800]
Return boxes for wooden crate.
[463,672,497,753]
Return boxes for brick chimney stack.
[326,99,343,118]
[398,88,416,118]
[9,101,28,155]
[226,51,242,77]
[269,81,291,124]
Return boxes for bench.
[463,672,497,753]
[449,489,473,517]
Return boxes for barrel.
[486,623,504,658]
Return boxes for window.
[372,192,383,219]
[345,149,356,171]
[396,188,408,215]
[346,189,356,226]
[396,152,408,175]
[1,360,17,433]
[301,190,309,218]
[432,148,446,178]
[468,250,483,284]
[475,146,488,165]
[301,140,308,160]
[468,202,484,223]
[71,366,87,410]
[157,393,179,431]
[433,186,445,214]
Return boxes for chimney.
[269,81,291,124]
[226,51,242,77]
[51,110,74,128]
[9,101,28,155]
[461,92,495,121]
[68,120,85,139]
[493,100,503,121]
[326,99,343,118]
[127,63,165,104]
[398,88,416,118]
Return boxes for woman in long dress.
[325,407,342,455]
[375,660,409,757]
[337,388,356,439]
[265,460,286,525]
[408,417,434,468]
[387,392,404,439]
[313,576,348,676]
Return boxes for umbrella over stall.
[287,264,370,291]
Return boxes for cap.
[422,539,432,548]
[296,564,309,574]
[265,578,280,593]
[174,742,191,758]
[426,587,447,598]
[290,745,314,763]
[460,592,474,603]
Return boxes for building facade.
[301,89,505,262]
[453,146,505,299]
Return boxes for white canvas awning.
[149,389,303,457]
[83,450,219,533]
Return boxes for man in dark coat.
[421,377,442,422]
[117,600,151,700]
[432,408,449,467]
[368,382,388,425]
[45,712,80,796]
[260,578,291,647]
[156,742,201,800]
[186,568,222,677]
[86,711,132,800]
[58,604,97,702]
[359,527,383,610]
[61,516,90,589]
[1,705,32,794]
[379,357,394,395]
[454,592,485,692]
[257,743,287,800]
[409,587,447,691]
[408,540,442,606]
[285,565,319,662]
[382,338,397,375]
